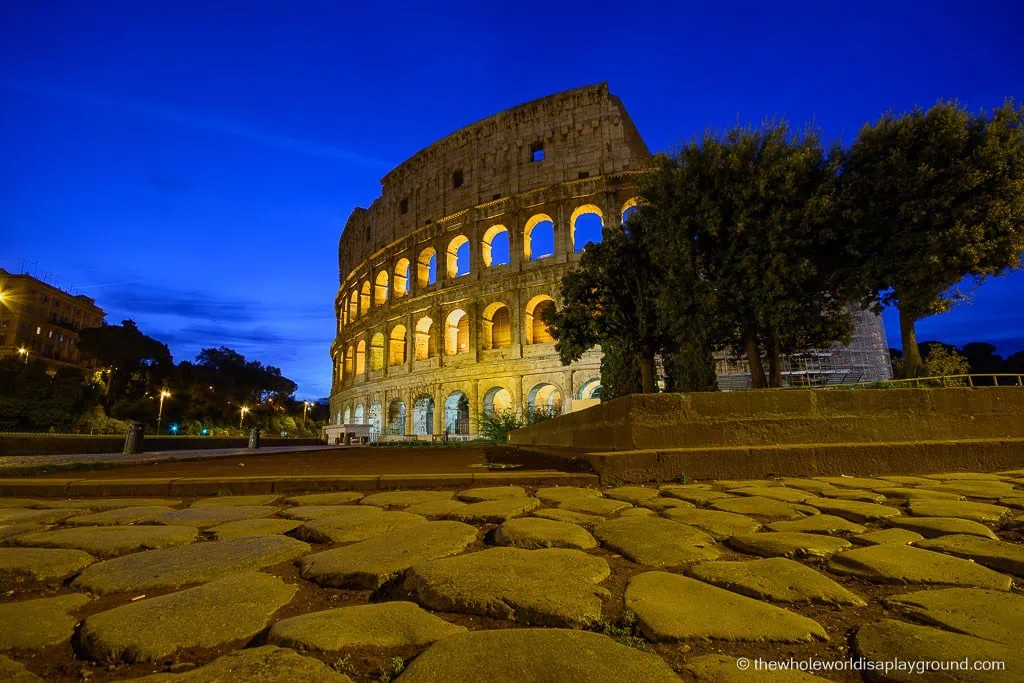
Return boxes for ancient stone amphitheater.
[329,84,890,438]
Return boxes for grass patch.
[594,611,653,652]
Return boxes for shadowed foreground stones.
[284,491,364,506]
[853,619,1022,683]
[301,521,477,589]
[396,629,679,683]
[0,594,90,650]
[907,500,1010,523]
[661,508,761,540]
[534,486,602,504]
[133,646,350,682]
[148,506,277,528]
[661,489,733,505]
[404,547,610,627]
[802,497,901,523]
[446,497,539,523]
[531,509,605,526]
[268,601,465,651]
[828,544,1012,590]
[727,532,851,558]
[0,655,42,682]
[79,573,296,663]
[890,516,998,539]
[455,486,526,502]
[404,499,467,517]
[360,491,452,507]
[13,526,198,557]
[916,534,1024,576]
[682,654,829,682]
[279,505,368,521]
[72,535,310,594]
[710,496,803,519]
[625,572,827,642]
[296,510,427,544]
[0,508,80,525]
[65,506,176,526]
[767,514,866,534]
[0,547,94,581]
[731,486,815,503]
[852,528,924,546]
[593,517,719,566]
[883,588,1024,644]
[557,497,631,516]
[207,518,303,540]
[687,558,865,606]
[602,486,660,504]
[191,495,280,507]
[36,499,180,511]
[494,517,597,550]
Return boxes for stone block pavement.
[1,469,1023,681]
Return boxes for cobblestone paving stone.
[0,467,1022,681]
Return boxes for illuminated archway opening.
[387,400,406,434]
[446,235,470,278]
[348,291,359,321]
[368,400,383,433]
[571,204,604,252]
[525,294,555,344]
[369,333,385,371]
[481,302,512,350]
[621,197,642,225]
[389,324,407,365]
[444,309,469,356]
[417,248,437,288]
[355,340,366,375]
[374,271,389,305]
[528,382,563,416]
[482,225,510,267]
[524,214,555,261]
[414,317,434,360]
[343,406,352,424]
[444,390,470,435]
[393,258,410,298]
[344,345,354,377]
[413,395,434,435]
[353,403,365,424]
[577,378,603,400]
[360,280,371,315]
[483,386,513,415]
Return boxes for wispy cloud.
[100,282,329,323]
[3,81,395,169]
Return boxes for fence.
[840,373,1024,389]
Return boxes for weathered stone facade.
[330,84,649,436]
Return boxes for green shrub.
[475,406,560,443]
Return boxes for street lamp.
[303,400,310,424]
[156,389,171,435]
[17,347,28,364]
[239,405,250,429]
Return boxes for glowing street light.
[303,400,310,424]
[239,405,250,429]
[17,347,28,364]
[156,389,171,435]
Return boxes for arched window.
[577,379,603,400]
[621,197,642,225]
[387,400,406,435]
[524,214,555,261]
[525,294,555,344]
[571,204,604,252]
[528,382,563,416]
[481,225,509,267]
[483,386,513,414]
[353,403,365,424]
[446,235,470,278]
[360,281,371,315]
[394,258,410,298]
[444,309,469,356]
[369,333,385,371]
[368,400,383,433]
[417,247,437,288]
[355,340,366,375]
[415,317,434,360]
[343,406,352,424]
[374,271,389,305]
[348,291,359,322]
[481,302,512,350]
[389,325,407,365]
[444,390,470,435]
[413,395,434,435]
[344,345,354,377]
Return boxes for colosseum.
[328,83,891,438]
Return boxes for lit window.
[36,326,41,335]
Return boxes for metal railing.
[840,373,1024,389]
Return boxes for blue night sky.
[2,1,1022,398]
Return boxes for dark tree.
[77,319,173,400]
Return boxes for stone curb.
[0,471,597,498]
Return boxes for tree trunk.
[744,328,768,389]
[899,307,923,378]
[767,334,783,388]
[639,353,656,394]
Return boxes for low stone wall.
[0,436,321,457]
[508,388,1024,451]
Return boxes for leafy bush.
[475,406,560,443]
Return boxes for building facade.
[328,84,890,437]
[0,268,105,373]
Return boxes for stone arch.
[524,294,555,344]
[482,225,510,267]
[621,197,642,224]
[355,340,366,375]
[483,385,513,414]
[524,213,555,261]
[528,382,563,416]
[444,390,470,435]
[369,333,385,371]
[571,204,604,252]
[481,302,512,350]
[444,309,469,356]
[343,405,352,424]
[368,400,383,433]
[387,399,406,434]
[374,271,389,305]
[446,234,471,278]
[335,409,342,425]
[389,324,407,365]
[417,247,437,288]
[344,345,354,377]
[577,378,603,400]
[393,258,411,298]
[353,402,365,424]
[360,280,371,315]
[348,291,359,321]
[415,316,435,360]
[412,395,434,435]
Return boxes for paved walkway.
[1,469,1022,681]
[0,445,336,473]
